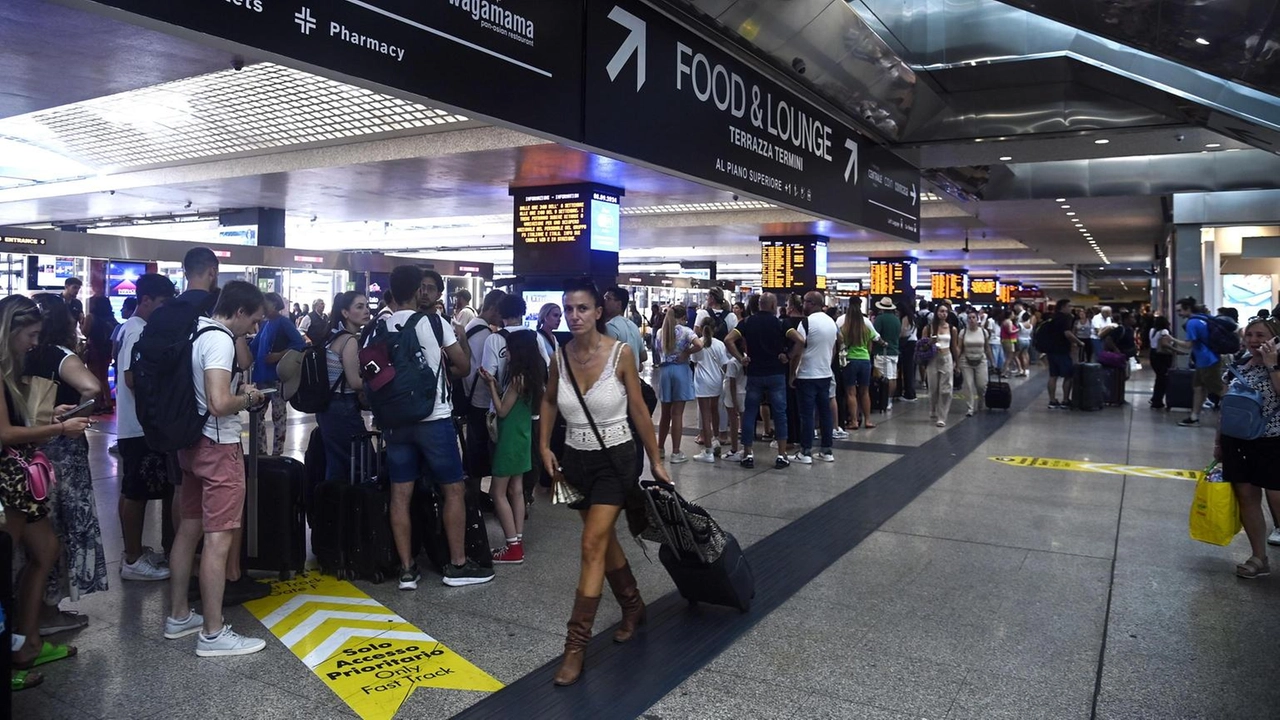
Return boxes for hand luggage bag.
[1167,368,1195,410]
[870,375,890,412]
[342,432,397,583]
[1102,366,1126,406]
[304,426,327,522]
[415,480,494,574]
[642,481,755,613]
[310,476,345,575]
[984,370,1012,410]
[1072,363,1106,412]
[244,451,307,579]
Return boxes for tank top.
[324,332,356,395]
[933,326,952,351]
[1001,321,1018,342]
[960,326,988,360]
[557,341,630,451]
[1018,320,1033,341]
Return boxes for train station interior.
[5,0,1280,717]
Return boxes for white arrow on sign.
[606,6,647,91]
[843,139,859,183]
[910,183,917,204]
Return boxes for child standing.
[720,353,746,462]
[481,330,546,565]
[691,318,728,463]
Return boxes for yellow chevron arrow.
[244,573,502,720]
[989,456,1202,481]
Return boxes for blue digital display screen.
[590,195,620,253]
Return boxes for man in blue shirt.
[1172,297,1224,427]
[249,292,307,454]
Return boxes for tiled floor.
[13,365,1278,719]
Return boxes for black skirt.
[1221,434,1280,491]
[561,440,637,508]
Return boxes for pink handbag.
[8,447,56,502]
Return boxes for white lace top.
[557,342,631,450]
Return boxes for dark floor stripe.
[452,381,1047,720]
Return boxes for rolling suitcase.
[870,375,890,412]
[415,481,494,574]
[643,481,755,613]
[304,426,327,521]
[984,370,1011,410]
[1167,368,1195,410]
[1072,363,1106,412]
[244,408,307,579]
[1102,366,1126,406]
[342,432,397,583]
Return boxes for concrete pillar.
[1172,223,1203,339]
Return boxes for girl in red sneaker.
[482,330,546,565]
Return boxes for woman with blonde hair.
[536,302,563,365]
[654,303,702,462]
[0,296,93,688]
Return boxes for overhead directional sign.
[584,0,920,240]
[82,0,585,139]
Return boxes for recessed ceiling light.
[1205,143,1221,148]
[999,156,1013,161]
[1055,198,1066,202]
[974,138,984,143]
[1094,139,1110,145]
[1195,37,1210,46]
[1066,211,1076,216]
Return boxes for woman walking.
[483,330,545,565]
[958,308,995,416]
[925,302,958,427]
[1001,310,1021,377]
[27,294,107,631]
[83,296,118,413]
[0,295,93,688]
[539,279,670,686]
[1016,311,1034,376]
[653,303,701,462]
[314,291,370,479]
[840,298,881,429]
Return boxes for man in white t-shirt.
[461,289,505,481]
[453,288,476,335]
[786,291,838,464]
[694,286,737,338]
[482,294,549,393]
[164,281,268,657]
[116,274,176,582]
[373,266,492,591]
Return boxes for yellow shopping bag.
[1189,463,1242,546]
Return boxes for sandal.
[11,669,43,692]
[1236,556,1271,579]
[14,641,78,669]
[863,422,876,429]
[39,610,90,636]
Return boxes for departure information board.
[760,236,827,292]
[511,184,622,278]
[969,277,999,304]
[833,281,863,298]
[999,281,1020,304]
[870,259,917,299]
[931,271,968,303]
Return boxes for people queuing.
[653,304,701,463]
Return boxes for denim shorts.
[658,363,695,403]
[843,359,873,388]
[385,418,465,486]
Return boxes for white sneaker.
[818,451,835,463]
[692,450,716,463]
[711,440,721,456]
[1269,528,1280,547]
[1202,399,1216,410]
[887,401,893,411]
[121,552,171,581]
[832,428,850,440]
[790,452,813,465]
[164,610,205,639]
[143,546,169,568]
[721,450,744,463]
[670,451,689,464]
[768,440,778,449]
[196,624,267,657]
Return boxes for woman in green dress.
[480,329,546,565]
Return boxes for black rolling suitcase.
[311,476,345,575]
[1167,368,1195,410]
[304,427,327,521]
[244,408,307,579]
[643,481,755,613]
[1072,363,1106,412]
[870,375,890,412]
[415,480,494,574]
[984,370,1011,410]
[1102,366,1126,406]
[342,432,397,583]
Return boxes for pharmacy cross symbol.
[295,7,317,35]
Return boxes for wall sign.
[84,0,585,139]
[584,0,919,240]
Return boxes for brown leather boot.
[552,592,600,686]
[605,563,646,643]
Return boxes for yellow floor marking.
[244,573,503,720]
[989,456,1203,481]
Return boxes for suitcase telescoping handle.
[350,430,383,486]
[638,479,710,564]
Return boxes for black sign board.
[761,235,826,293]
[931,271,968,303]
[870,258,917,300]
[969,277,999,304]
[85,0,584,139]
[583,0,919,240]
[511,184,622,280]
[999,281,1021,304]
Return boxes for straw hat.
[875,296,896,311]
[275,349,304,400]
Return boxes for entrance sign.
[82,0,585,139]
[584,0,919,240]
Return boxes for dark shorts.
[385,418,465,486]
[119,436,170,501]
[1221,434,1280,491]
[843,359,873,388]
[1193,362,1225,396]
[560,440,637,508]
[1047,352,1074,378]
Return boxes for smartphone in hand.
[56,400,96,423]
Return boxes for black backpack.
[304,311,330,346]
[451,324,490,418]
[1192,314,1241,356]
[709,309,732,341]
[290,331,348,414]
[1032,316,1059,354]
[132,303,232,452]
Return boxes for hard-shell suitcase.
[304,426,327,521]
[1072,363,1106,412]
[1167,368,1195,410]
[1102,366,1126,406]
[310,476,345,575]
[415,480,494,574]
[658,534,755,613]
[984,371,1012,410]
[244,454,307,579]
[342,432,397,583]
